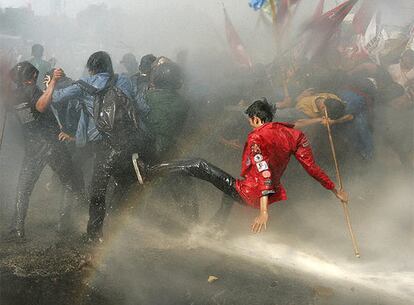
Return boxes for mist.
[0,0,413,305]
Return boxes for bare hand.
[43,75,52,88]
[251,212,268,233]
[58,132,74,142]
[320,117,335,126]
[276,97,292,109]
[220,138,241,150]
[333,188,349,203]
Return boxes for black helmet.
[9,61,39,86]
[150,59,183,90]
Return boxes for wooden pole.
[324,108,361,258]
[269,0,278,25]
[0,107,7,152]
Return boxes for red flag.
[277,0,290,25]
[277,0,301,25]
[223,8,252,68]
[275,0,303,52]
[352,0,377,35]
[311,0,358,28]
[302,0,359,60]
[312,0,325,21]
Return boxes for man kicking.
[135,98,348,233]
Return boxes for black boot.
[83,229,104,244]
[7,193,30,241]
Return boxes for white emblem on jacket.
[256,160,269,172]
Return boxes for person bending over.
[135,98,348,233]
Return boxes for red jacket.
[235,122,335,208]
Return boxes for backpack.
[77,74,142,148]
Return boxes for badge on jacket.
[262,170,271,178]
[251,143,261,154]
[256,160,269,172]
[253,154,263,162]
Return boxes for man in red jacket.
[140,98,348,233]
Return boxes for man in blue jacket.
[36,51,150,243]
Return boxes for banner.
[224,8,253,68]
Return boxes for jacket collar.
[255,122,295,131]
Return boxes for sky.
[0,0,412,25]
[0,0,413,28]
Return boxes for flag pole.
[324,107,361,258]
[269,0,278,24]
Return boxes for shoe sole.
[132,153,144,185]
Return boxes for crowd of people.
[2,46,191,243]
[0,37,413,243]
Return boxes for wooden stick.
[0,108,7,151]
[324,108,360,258]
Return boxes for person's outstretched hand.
[251,211,268,234]
[333,188,349,203]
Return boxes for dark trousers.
[151,158,243,224]
[87,142,139,237]
[12,136,84,233]
[149,143,200,222]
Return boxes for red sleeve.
[294,133,335,190]
[247,134,275,196]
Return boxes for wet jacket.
[52,72,149,147]
[14,84,60,141]
[145,88,189,158]
[235,122,335,208]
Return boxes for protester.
[145,58,187,160]
[135,54,157,103]
[143,58,199,222]
[36,51,152,243]
[337,77,377,161]
[120,53,139,77]
[5,61,84,241]
[135,99,348,232]
[275,90,346,129]
[387,49,414,89]
[377,82,414,173]
[28,44,52,90]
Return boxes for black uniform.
[10,84,84,238]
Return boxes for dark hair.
[9,61,39,85]
[86,51,114,75]
[245,98,274,123]
[139,54,157,74]
[31,44,44,57]
[324,98,345,120]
